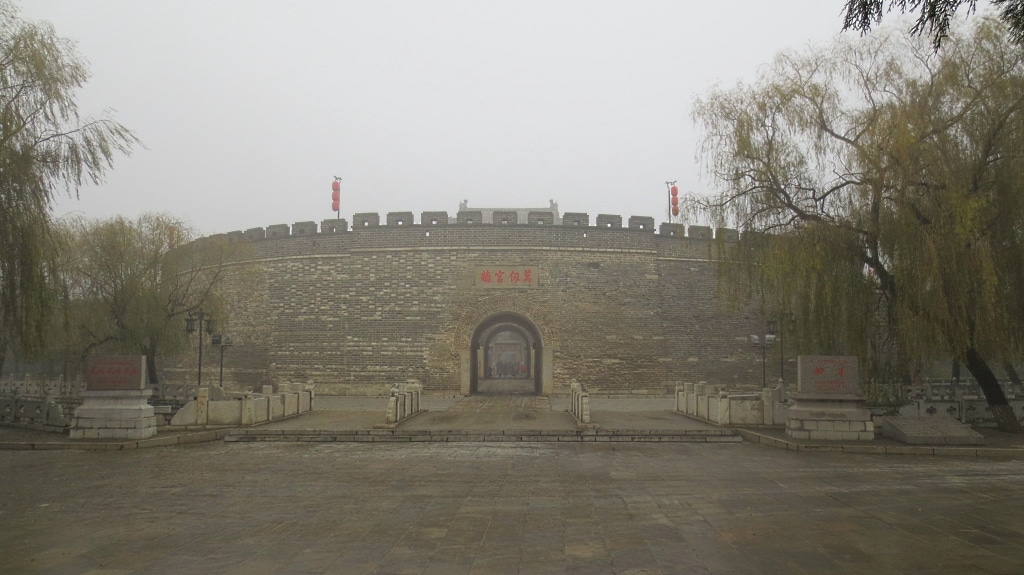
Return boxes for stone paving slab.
[739,426,1024,457]
[3,441,1024,574]
[255,410,386,431]
[402,397,578,432]
[880,416,985,445]
[589,409,718,431]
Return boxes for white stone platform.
[71,389,157,439]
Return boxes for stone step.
[225,428,742,443]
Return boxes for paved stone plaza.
[3,435,1024,574]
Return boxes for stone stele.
[71,355,157,440]
[786,355,874,441]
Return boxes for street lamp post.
[185,310,214,390]
[212,334,234,387]
[750,319,778,389]
[778,313,795,400]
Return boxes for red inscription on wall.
[475,266,538,288]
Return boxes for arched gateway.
[462,312,552,396]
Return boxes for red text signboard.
[796,355,860,395]
[85,355,148,391]
[474,266,539,289]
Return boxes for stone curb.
[372,408,430,429]
[0,428,232,451]
[224,428,743,443]
[735,428,1024,458]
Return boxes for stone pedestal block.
[71,389,157,440]
[786,393,874,441]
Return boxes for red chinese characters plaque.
[85,355,148,391]
[474,266,539,288]
[796,355,860,395]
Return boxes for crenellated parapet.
[217,211,739,243]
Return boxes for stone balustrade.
[569,380,592,425]
[169,384,313,427]
[899,398,1024,425]
[676,382,785,426]
[385,383,423,425]
[0,395,69,430]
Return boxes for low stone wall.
[1,378,85,416]
[169,384,313,427]
[676,383,780,426]
[0,395,70,430]
[385,383,422,425]
[899,398,1024,426]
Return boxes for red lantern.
[672,206,680,216]
[670,185,678,197]
[671,196,679,206]
[331,180,340,193]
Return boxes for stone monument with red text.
[71,355,157,439]
[786,355,874,441]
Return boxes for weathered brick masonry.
[163,214,771,396]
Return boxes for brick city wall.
[161,213,772,396]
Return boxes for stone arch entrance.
[465,312,551,396]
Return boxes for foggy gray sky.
[24,1,854,236]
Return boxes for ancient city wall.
[162,213,770,396]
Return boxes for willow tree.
[686,18,1024,432]
[55,214,239,385]
[0,2,138,372]
[842,1,1024,47]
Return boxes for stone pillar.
[541,348,553,396]
[718,390,730,425]
[695,383,706,419]
[529,346,536,379]
[460,350,471,396]
[242,395,255,425]
[762,387,774,425]
[196,387,210,425]
[385,395,398,424]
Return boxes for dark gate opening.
[470,313,542,395]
